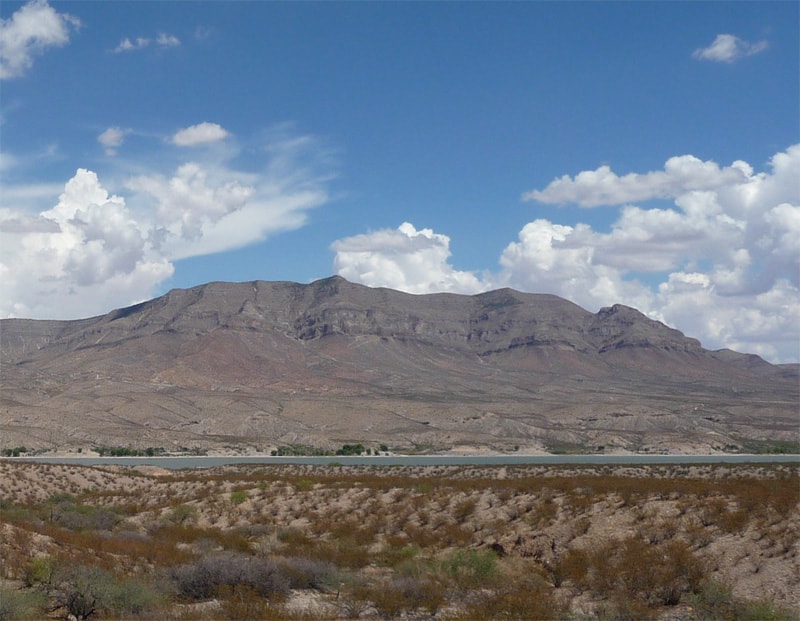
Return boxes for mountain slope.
[1,276,797,453]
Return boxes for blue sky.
[1,1,798,363]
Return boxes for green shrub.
[440,548,498,592]
[230,490,247,505]
[23,555,58,589]
[49,565,115,621]
[0,587,47,621]
[165,503,198,525]
[294,478,314,492]
[689,580,799,621]
[689,581,737,620]
[106,576,164,616]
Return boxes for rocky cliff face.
[1,277,796,453]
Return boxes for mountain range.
[1,276,797,454]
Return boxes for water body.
[12,454,800,470]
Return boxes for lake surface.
[12,454,800,470]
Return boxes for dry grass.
[0,460,797,619]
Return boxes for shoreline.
[13,447,800,460]
[6,453,799,470]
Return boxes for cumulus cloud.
[524,155,751,207]
[0,169,173,318]
[514,147,800,362]
[334,145,800,363]
[0,0,80,79]
[126,162,254,241]
[693,34,768,63]
[171,122,229,147]
[97,127,130,156]
[1,130,332,320]
[113,32,180,53]
[497,220,657,313]
[332,222,488,294]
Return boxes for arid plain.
[1,459,798,620]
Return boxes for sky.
[1,1,798,364]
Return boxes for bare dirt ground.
[0,460,797,620]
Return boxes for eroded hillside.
[0,461,797,620]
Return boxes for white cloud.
[113,32,180,53]
[97,126,130,156]
[114,37,146,53]
[511,146,800,362]
[126,162,255,241]
[524,155,750,207]
[497,220,657,313]
[333,145,800,363]
[39,170,157,287]
[1,130,332,320]
[0,169,173,318]
[693,34,768,63]
[0,0,80,79]
[156,33,180,48]
[332,222,488,295]
[171,122,230,147]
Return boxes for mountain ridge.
[1,276,797,454]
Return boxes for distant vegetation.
[734,440,800,455]
[93,446,167,457]
[270,443,389,456]
[1,446,29,457]
[0,445,213,458]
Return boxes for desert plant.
[689,581,798,621]
[0,587,47,621]
[165,503,198,525]
[277,557,337,590]
[545,547,589,588]
[338,577,372,619]
[217,584,278,620]
[359,576,445,619]
[104,575,164,617]
[583,537,705,608]
[23,555,59,590]
[49,565,111,621]
[452,497,478,522]
[454,574,565,620]
[169,553,289,601]
[230,490,248,505]
[688,580,738,620]
[47,564,161,619]
[440,548,499,592]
